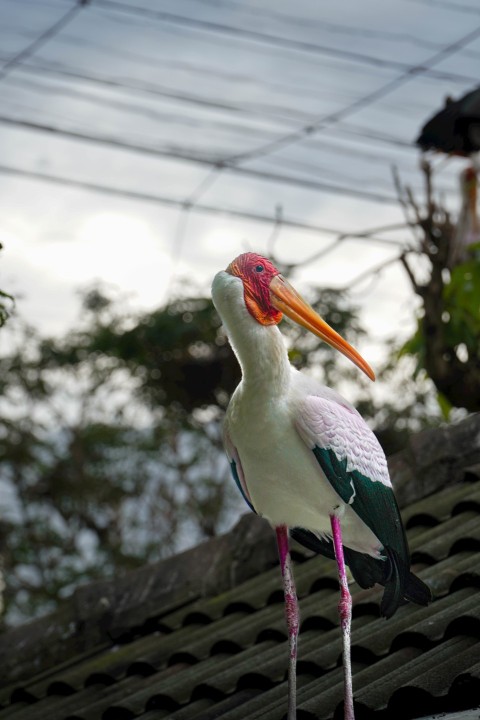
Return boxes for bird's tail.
[290,528,432,618]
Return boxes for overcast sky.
[1,0,478,367]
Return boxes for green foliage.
[395,163,480,412]
[401,252,480,407]
[436,391,453,421]
[43,285,366,415]
[0,300,241,625]
[47,292,239,413]
[399,322,425,370]
[444,256,480,349]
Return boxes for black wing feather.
[290,527,431,618]
[294,445,432,617]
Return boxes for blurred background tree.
[395,161,480,415]
[0,243,14,328]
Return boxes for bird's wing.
[292,394,432,617]
[224,424,256,513]
[294,394,408,558]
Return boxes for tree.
[395,162,480,413]
[0,294,241,626]
[0,243,14,327]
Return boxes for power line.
[196,0,477,67]
[0,115,401,205]
[197,0,480,56]
[5,6,477,173]
[90,0,479,86]
[6,59,422,160]
[334,122,415,151]
[5,20,477,129]
[8,56,312,125]
[30,8,480,84]
[1,47,463,162]
[197,0,480,53]
[0,162,407,245]
[165,167,224,302]
[161,17,480,289]
[4,72,292,139]
[2,64,429,198]
[12,70,413,179]
[0,0,469,317]
[234,165,399,204]
[404,0,480,15]
[3,66,433,201]
[167,21,480,273]
[225,24,480,165]
[0,1,87,82]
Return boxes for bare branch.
[340,253,403,291]
[392,165,424,246]
[399,253,423,295]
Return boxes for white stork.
[211,253,431,720]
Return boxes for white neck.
[212,271,291,397]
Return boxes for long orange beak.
[270,274,375,382]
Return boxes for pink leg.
[330,513,354,720]
[276,525,299,720]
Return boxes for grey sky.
[1,0,478,360]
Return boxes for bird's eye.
[255,264,264,273]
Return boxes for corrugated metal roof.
[1,417,480,720]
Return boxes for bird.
[211,252,432,720]
[416,86,480,157]
[415,89,480,272]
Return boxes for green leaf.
[436,391,452,421]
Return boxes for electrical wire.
[226,24,480,165]
[90,0,478,85]
[4,58,424,160]
[404,0,480,16]
[197,0,480,53]
[163,20,480,282]
[0,1,87,82]
[0,162,407,245]
[3,0,475,298]
[0,114,401,205]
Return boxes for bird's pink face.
[226,251,375,381]
[227,252,283,326]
